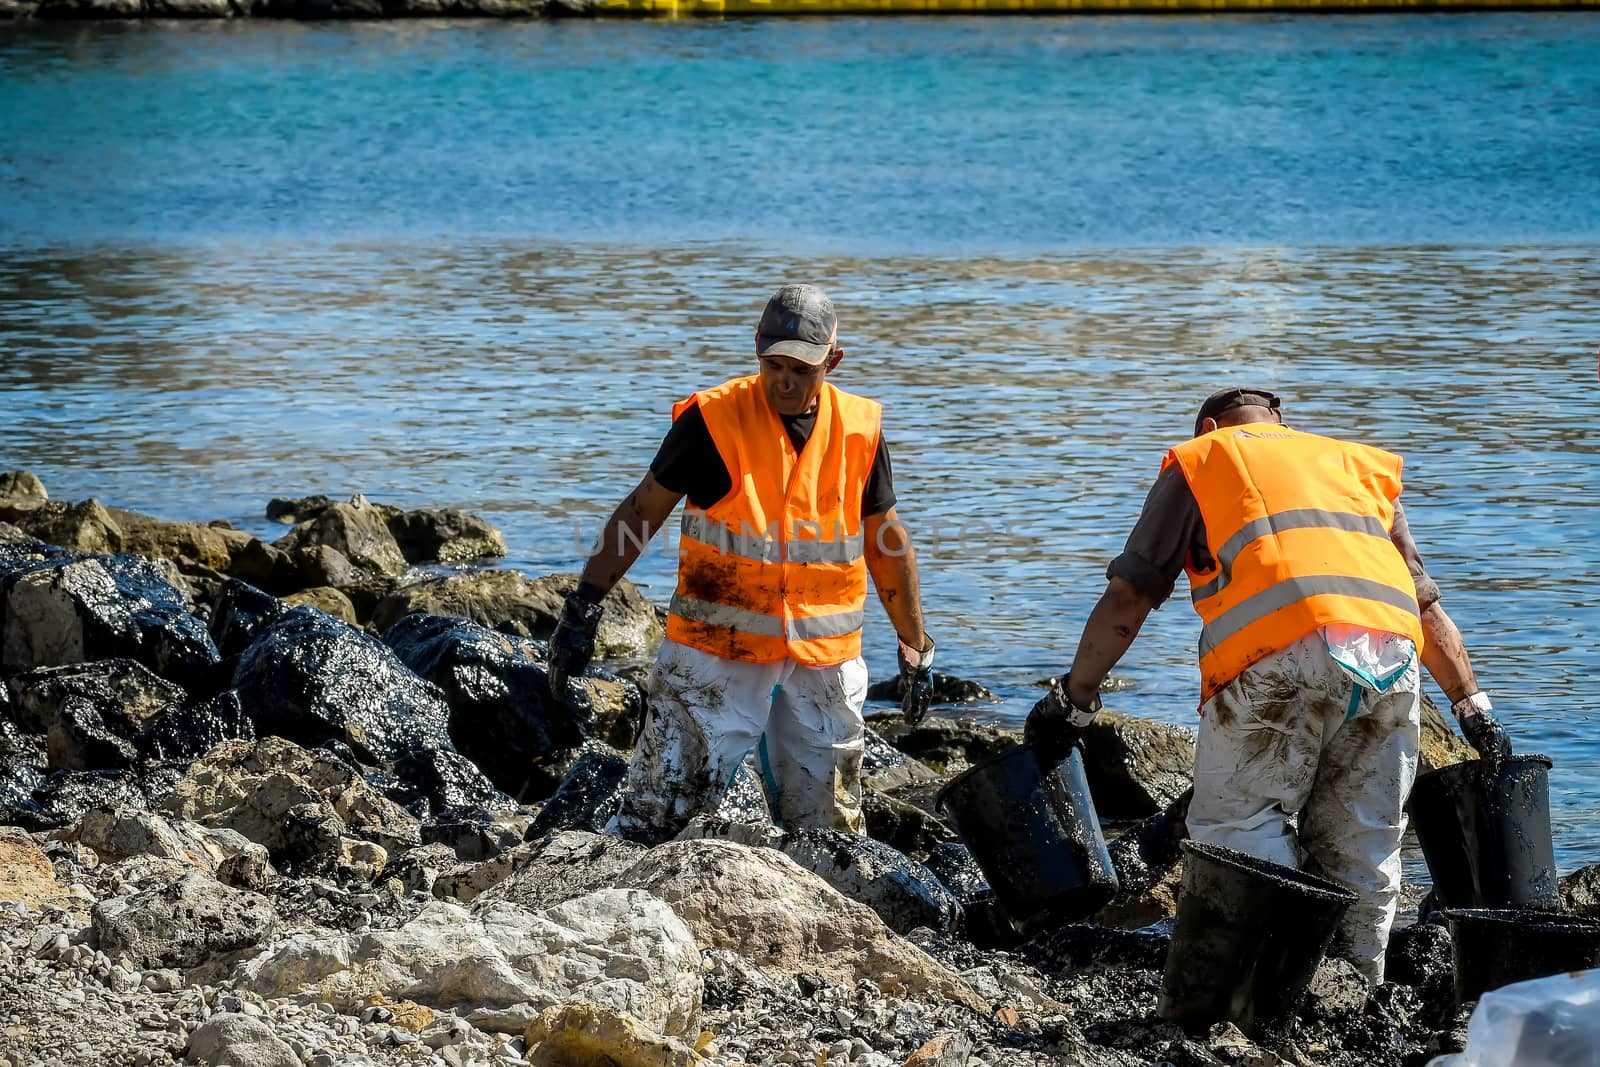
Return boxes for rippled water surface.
[2,15,1598,871]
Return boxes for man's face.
[758,352,828,417]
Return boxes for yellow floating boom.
[595,0,1597,14]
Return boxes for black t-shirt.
[650,402,897,516]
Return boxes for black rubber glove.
[898,637,936,725]
[548,592,604,698]
[1024,675,1100,764]
[1460,710,1512,777]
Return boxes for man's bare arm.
[864,507,928,651]
[577,472,684,595]
[1419,599,1480,707]
[1066,576,1156,706]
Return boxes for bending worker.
[1027,387,1512,985]
[547,283,936,844]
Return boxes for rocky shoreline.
[2,471,1597,1067]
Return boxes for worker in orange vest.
[547,284,935,844]
[1028,388,1512,985]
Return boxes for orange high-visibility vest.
[1163,423,1424,703]
[665,375,882,666]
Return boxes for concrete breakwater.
[3,0,1597,21]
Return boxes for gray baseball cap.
[756,284,838,365]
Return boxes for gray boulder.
[237,889,702,1037]
[0,522,52,571]
[1080,710,1195,819]
[93,871,275,972]
[780,826,961,935]
[420,807,525,862]
[524,745,627,839]
[161,735,420,873]
[865,671,997,707]
[7,658,186,770]
[1561,863,1600,917]
[6,768,147,832]
[380,613,591,803]
[474,830,646,911]
[75,806,274,889]
[1385,921,1454,988]
[291,543,364,590]
[859,724,943,794]
[386,507,506,565]
[104,506,247,573]
[0,498,122,553]
[921,840,991,902]
[1,553,220,689]
[7,658,187,735]
[231,606,452,763]
[135,690,257,764]
[282,586,358,624]
[207,579,289,659]
[0,718,43,818]
[371,570,662,660]
[0,471,47,507]
[867,714,1015,775]
[392,746,513,817]
[47,696,141,770]
[1302,957,1371,1022]
[222,539,299,596]
[272,495,406,578]
[265,496,336,525]
[613,838,987,1010]
[185,1014,299,1067]
[387,842,459,897]
[861,784,955,858]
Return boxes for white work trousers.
[612,639,869,843]
[1187,630,1421,985]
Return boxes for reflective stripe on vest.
[1197,574,1424,659]
[679,510,865,566]
[668,595,867,643]
[1165,423,1423,703]
[1190,508,1395,603]
[666,375,880,667]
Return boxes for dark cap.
[1194,388,1281,436]
[756,284,837,366]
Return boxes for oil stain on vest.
[678,555,767,663]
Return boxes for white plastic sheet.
[1431,968,1600,1067]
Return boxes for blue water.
[2,15,1598,875]
[3,15,1600,248]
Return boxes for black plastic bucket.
[935,743,1119,935]
[1407,755,1558,911]
[1445,908,1600,1003]
[1158,841,1358,1041]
